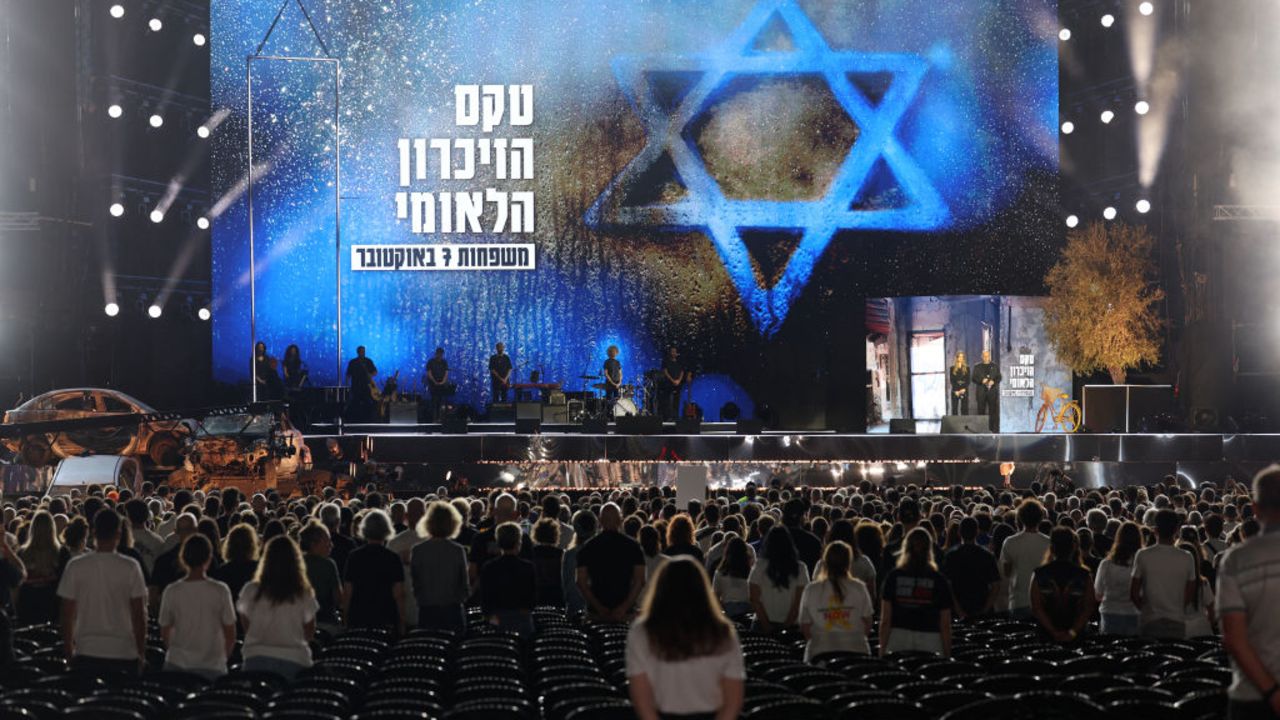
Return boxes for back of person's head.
[1153,509,1180,541]
[93,507,121,544]
[541,494,562,520]
[223,523,260,564]
[124,499,149,526]
[959,516,979,543]
[818,541,854,603]
[721,536,750,578]
[762,526,799,588]
[533,517,560,547]
[180,534,213,573]
[1252,465,1280,520]
[571,509,598,546]
[827,518,855,547]
[298,521,330,553]
[599,503,623,531]
[496,521,522,553]
[62,516,88,549]
[897,527,936,571]
[1048,526,1082,566]
[494,493,518,521]
[419,500,461,540]
[897,497,920,526]
[254,535,311,605]
[1016,499,1045,529]
[638,557,733,662]
[666,513,695,548]
[359,509,394,543]
[638,524,660,558]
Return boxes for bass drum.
[612,398,638,418]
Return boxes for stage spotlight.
[192,33,206,47]
[147,304,163,319]
[1136,199,1151,214]
[196,125,210,138]
[1101,13,1115,27]
[1139,1,1154,15]
[1135,100,1150,115]
[104,302,120,317]
[1066,214,1079,228]
[148,114,163,128]
[196,216,210,229]
[148,17,162,32]
[1061,121,1075,135]
[1103,206,1118,220]
[149,210,164,223]
[1100,110,1115,124]
[109,4,125,19]
[197,307,211,321]
[1058,28,1071,41]
[107,104,123,119]
[109,203,125,217]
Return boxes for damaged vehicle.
[171,409,311,492]
[2,388,192,467]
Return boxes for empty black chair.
[835,698,928,720]
[1174,689,1227,718]
[1096,686,1175,706]
[1056,673,1133,694]
[1010,691,1106,719]
[917,690,989,714]
[442,700,534,720]
[967,674,1042,696]
[561,701,637,720]
[1103,698,1179,720]
[1153,677,1223,697]
[743,698,830,720]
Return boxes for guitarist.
[603,345,623,407]
[344,346,378,423]
[488,342,513,404]
[659,346,687,421]
[425,347,451,422]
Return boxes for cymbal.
[578,374,601,380]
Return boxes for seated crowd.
[0,466,1277,719]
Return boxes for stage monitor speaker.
[516,402,542,420]
[541,405,569,424]
[736,418,765,435]
[889,419,916,435]
[941,415,990,434]
[617,415,664,435]
[488,403,515,422]
[675,417,702,434]
[1083,384,1175,433]
[443,417,469,434]
[389,401,418,425]
[516,418,541,435]
[581,417,608,434]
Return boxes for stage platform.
[303,426,1280,489]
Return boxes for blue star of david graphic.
[585,0,949,335]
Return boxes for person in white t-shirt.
[1000,499,1050,616]
[158,534,236,678]
[748,527,809,632]
[711,536,752,619]
[799,541,874,661]
[236,536,318,681]
[1130,509,1196,639]
[627,556,744,720]
[1094,521,1142,636]
[57,509,148,675]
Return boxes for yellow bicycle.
[1035,384,1082,433]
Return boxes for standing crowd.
[1,467,1279,720]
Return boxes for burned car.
[172,410,311,491]
[2,388,191,467]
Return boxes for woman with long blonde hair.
[799,541,874,660]
[235,536,317,680]
[18,510,65,624]
[950,351,971,416]
[879,528,954,657]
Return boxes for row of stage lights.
[1058,1,1155,42]
[103,301,210,321]
[104,104,212,138]
[108,201,209,228]
[107,4,206,47]
[1060,100,1149,135]
[1064,198,1152,229]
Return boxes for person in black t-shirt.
[603,346,623,403]
[782,499,822,573]
[972,350,1001,431]
[530,518,565,607]
[480,523,537,635]
[424,348,451,422]
[941,517,1001,620]
[659,347,686,421]
[0,534,26,667]
[576,503,646,622]
[880,527,953,657]
[488,342,513,404]
[1030,527,1096,644]
[468,493,531,590]
[949,352,971,416]
[345,346,378,422]
[342,510,405,635]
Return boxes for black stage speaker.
[675,417,702,434]
[617,415,664,435]
[443,417,469,434]
[488,403,515,422]
[541,405,570,424]
[1082,385,1175,433]
[736,418,765,435]
[888,419,916,435]
[581,417,608,434]
[516,418,541,435]
[941,415,990,434]
[516,402,542,420]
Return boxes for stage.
[303,425,1280,490]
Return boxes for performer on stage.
[282,344,308,390]
[973,350,1002,432]
[345,345,378,422]
[488,342,513,404]
[254,342,285,401]
[424,347,450,422]
[949,351,971,416]
[603,346,622,403]
[659,346,685,421]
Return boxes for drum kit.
[568,373,654,421]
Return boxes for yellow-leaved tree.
[1044,222,1164,384]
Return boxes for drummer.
[602,345,623,406]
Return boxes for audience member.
[57,509,147,675]
[879,527,952,657]
[480,522,536,635]
[298,521,342,633]
[712,536,752,620]
[531,517,565,607]
[16,510,62,624]
[1000,499,1050,617]
[577,503,645,622]
[1030,527,1096,644]
[212,522,259,603]
[1094,521,1142,635]
[942,516,1001,620]
[748,527,808,633]
[237,536,318,680]
[1131,508,1197,638]
[342,509,405,634]
[411,501,469,634]
[158,535,236,678]
[799,541,874,660]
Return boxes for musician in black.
[972,350,1002,432]
[345,345,378,422]
[949,351,971,416]
[425,347,450,422]
[254,342,284,401]
[282,344,308,390]
[488,342,513,404]
[659,346,685,421]
[603,346,622,403]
